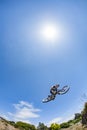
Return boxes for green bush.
[73,117,81,124]
[14,121,36,130]
[50,123,60,130]
[60,122,70,128]
[67,120,73,124]
[9,121,16,126]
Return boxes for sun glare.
[40,23,59,42]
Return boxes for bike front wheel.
[57,86,70,95]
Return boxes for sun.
[42,25,57,41]
[40,23,59,42]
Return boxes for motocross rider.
[48,84,59,100]
[50,84,59,95]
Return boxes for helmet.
[55,84,59,88]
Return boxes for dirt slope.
[0,117,19,130]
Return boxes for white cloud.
[47,117,62,126]
[7,101,41,123]
[60,115,74,123]
[47,114,74,127]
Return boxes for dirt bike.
[42,86,70,103]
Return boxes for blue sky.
[0,0,87,126]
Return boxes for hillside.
[0,117,36,130]
[61,123,87,130]
[0,117,86,130]
[0,117,19,130]
[0,119,86,130]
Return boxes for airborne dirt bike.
[42,86,70,103]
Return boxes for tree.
[82,102,87,126]
[50,123,60,130]
[74,113,81,120]
[37,122,48,130]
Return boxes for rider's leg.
[51,94,56,100]
[48,95,51,100]
[50,90,57,95]
[48,94,55,100]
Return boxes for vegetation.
[50,123,60,130]
[72,117,81,124]
[14,121,36,130]
[60,122,70,128]
[82,102,87,126]
[9,121,16,126]
[74,113,81,120]
[60,113,81,129]
[37,122,48,130]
